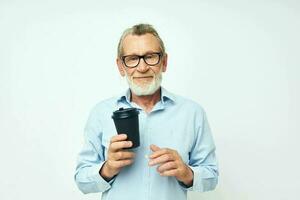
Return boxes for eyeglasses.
[121,52,162,68]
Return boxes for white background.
[0,0,299,199]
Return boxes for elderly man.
[74,24,218,200]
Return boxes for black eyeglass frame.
[121,52,163,68]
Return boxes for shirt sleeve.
[180,108,219,192]
[74,107,115,194]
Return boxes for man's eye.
[128,56,139,61]
[145,54,155,59]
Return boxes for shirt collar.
[116,87,176,105]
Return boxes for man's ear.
[162,53,168,72]
[116,58,126,77]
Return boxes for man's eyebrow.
[123,50,161,56]
[144,50,161,54]
[148,49,163,54]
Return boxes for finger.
[110,159,134,168]
[110,141,132,152]
[159,168,178,177]
[112,151,136,161]
[156,161,177,173]
[149,148,171,159]
[149,153,174,166]
[150,144,161,152]
[110,134,127,143]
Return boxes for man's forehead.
[122,33,161,55]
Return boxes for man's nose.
[136,58,150,72]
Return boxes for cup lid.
[112,107,139,119]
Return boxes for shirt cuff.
[177,166,194,190]
[89,162,116,191]
[178,180,193,190]
[183,165,218,192]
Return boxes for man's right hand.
[100,134,135,181]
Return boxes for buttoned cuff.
[178,166,194,190]
[89,162,116,191]
[181,166,218,192]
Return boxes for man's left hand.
[148,144,193,186]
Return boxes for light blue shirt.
[74,87,218,200]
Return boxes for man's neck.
[130,88,161,113]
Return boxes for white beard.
[125,69,162,96]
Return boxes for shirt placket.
[140,110,152,200]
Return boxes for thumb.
[150,144,161,152]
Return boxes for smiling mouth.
[133,76,153,79]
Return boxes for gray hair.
[117,23,166,58]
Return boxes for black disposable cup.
[112,107,140,149]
